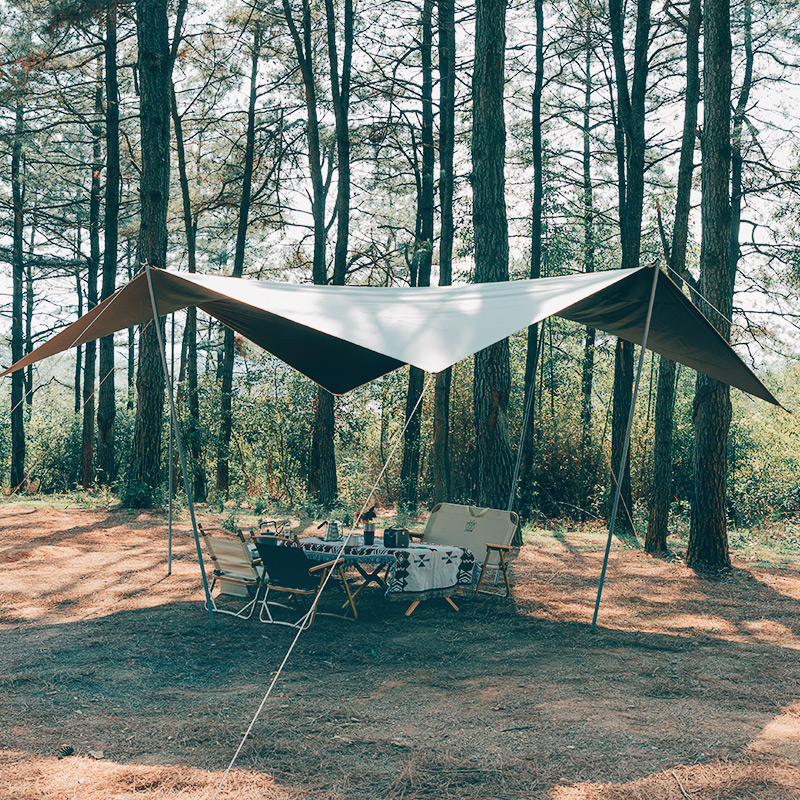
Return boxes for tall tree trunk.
[608,0,651,542]
[325,0,352,288]
[400,0,434,511]
[472,0,513,508]
[688,0,733,571]
[729,0,752,290]
[74,258,83,415]
[432,0,456,505]
[126,242,135,409]
[518,0,544,531]
[283,0,337,506]
[646,0,700,554]
[82,63,103,488]
[25,212,34,406]
[171,86,205,500]
[97,2,120,485]
[10,101,25,491]
[216,24,261,496]
[129,0,171,500]
[579,17,596,520]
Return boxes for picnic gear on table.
[363,522,375,546]
[318,520,344,542]
[388,527,410,548]
[298,537,475,615]
[255,535,357,629]
[418,503,519,597]
[199,525,265,620]
[382,527,409,548]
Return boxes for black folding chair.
[255,536,357,629]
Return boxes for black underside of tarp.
[558,268,779,406]
[1,266,780,405]
[199,298,405,395]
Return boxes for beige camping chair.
[199,524,264,620]
[419,503,519,597]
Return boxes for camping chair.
[419,503,519,597]
[255,536,358,629]
[199,524,264,620]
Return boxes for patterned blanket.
[299,537,475,600]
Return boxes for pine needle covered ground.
[1,504,798,799]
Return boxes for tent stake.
[591,266,659,633]
[143,264,216,629]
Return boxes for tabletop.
[298,536,475,600]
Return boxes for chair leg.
[499,552,511,597]
[473,559,490,597]
[474,555,512,598]
[206,576,261,620]
[259,587,311,629]
[445,596,459,612]
[337,567,358,619]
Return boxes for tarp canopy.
[1,265,779,405]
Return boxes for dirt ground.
[1,504,799,800]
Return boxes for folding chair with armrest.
[255,536,357,629]
[199,524,264,619]
[419,503,519,597]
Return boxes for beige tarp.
[1,265,779,404]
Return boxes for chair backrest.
[255,536,317,591]
[421,503,518,566]
[199,525,259,581]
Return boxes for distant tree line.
[1,0,799,572]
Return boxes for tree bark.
[608,0,651,542]
[283,0,338,506]
[729,0,751,290]
[10,101,26,491]
[325,0,352,288]
[216,23,261,496]
[82,60,103,488]
[126,243,135,409]
[129,0,171,500]
[432,0,456,505]
[518,0,544,532]
[688,0,733,571]
[74,259,83,415]
[400,0,435,511]
[579,17,596,520]
[646,0,700,554]
[97,2,120,485]
[472,0,513,509]
[171,85,205,500]
[25,214,34,406]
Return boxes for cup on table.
[363,521,375,546]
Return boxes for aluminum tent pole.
[591,266,659,633]
[143,263,216,629]
[507,362,537,514]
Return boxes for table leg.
[342,563,388,608]
[404,599,421,617]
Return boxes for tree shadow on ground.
[2,511,800,799]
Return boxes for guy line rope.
[209,373,434,800]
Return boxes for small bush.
[120,477,163,509]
